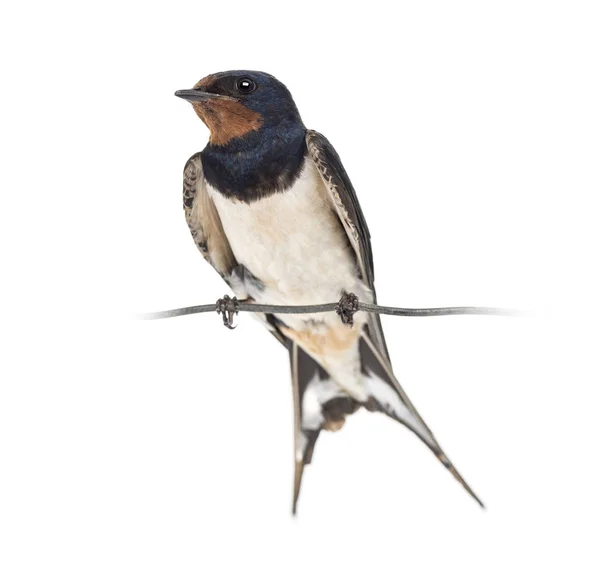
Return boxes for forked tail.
[289,332,484,514]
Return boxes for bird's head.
[175,70,303,147]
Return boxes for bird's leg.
[215,295,240,329]
[335,292,359,326]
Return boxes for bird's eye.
[235,78,257,94]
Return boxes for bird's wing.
[305,130,389,360]
[306,131,483,508]
[184,152,287,344]
[183,152,237,278]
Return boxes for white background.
[1,1,599,566]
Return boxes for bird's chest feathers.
[208,160,357,303]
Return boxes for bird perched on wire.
[175,71,483,513]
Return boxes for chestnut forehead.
[194,74,219,89]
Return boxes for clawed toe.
[335,292,359,326]
[215,295,239,329]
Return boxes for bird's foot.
[335,292,359,326]
[215,295,239,329]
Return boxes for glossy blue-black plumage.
[199,71,307,202]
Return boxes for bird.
[175,70,483,513]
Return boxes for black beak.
[175,89,235,102]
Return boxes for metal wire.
[140,301,522,320]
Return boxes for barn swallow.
[176,71,483,513]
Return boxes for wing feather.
[183,153,236,277]
[307,133,484,507]
[306,130,390,360]
[183,152,286,345]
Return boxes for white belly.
[209,158,373,398]
[208,158,371,326]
